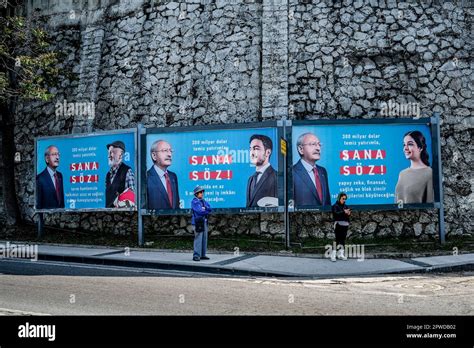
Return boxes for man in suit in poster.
[293,132,331,207]
[147,139,180,210]
[36,145,65,209]
[105,140,135,208]
[246,134,278,208]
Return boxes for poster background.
[145,127,280,210]
[291,123,434,206]
[36,131,136,210]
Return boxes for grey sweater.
[395,167,434,204]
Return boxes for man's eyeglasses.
[301,142,322,147]
[154,149,173,154]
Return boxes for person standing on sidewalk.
[191,186,212,261]
[331,192,351,261]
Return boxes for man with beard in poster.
[246,134,278,208]
[293,132,331,207]
[105,141,135,208]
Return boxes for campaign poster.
[144,126,281,212]
[35,131,136,211]
[291,122,436,209]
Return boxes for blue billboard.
[144,125,282,212]
[291,122,436,209]
[35,130,136,211]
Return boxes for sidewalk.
[1,242,473,278]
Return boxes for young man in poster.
[246,134,278,208]
[147,139,180,210]
[293,132,331,207]
[105,141,135,208]
[36,145,65,209]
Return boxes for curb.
[36,253,288,278]
[35,252,474,279]
[2,239,472,259]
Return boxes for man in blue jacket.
[191,185,212,261]
[293,132,331,208]
[147,140,180,210]
[36,145,65,209]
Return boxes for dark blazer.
[147,166,180,210]
[293,159,331,207]
[36,167,65,209]
[246,165,278,207]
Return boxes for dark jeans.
[193,221,208,259]
[335,223,349,247]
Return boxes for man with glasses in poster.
[293,132,331,207]
[36,145,65,209]
[147,140,180,210]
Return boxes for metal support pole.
[283,120,290,250]
[37,213,44,238]
[137,124,144,247]
[434,112,445,244]
[284,156,290,249]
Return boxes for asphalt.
[1,241,473,278]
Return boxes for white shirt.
[154,165,170,193]
[255,162,271,183]
[47,166,57,189]
[301,158,317,188]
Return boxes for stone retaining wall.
[8,0,473,241]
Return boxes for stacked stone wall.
[7,0,473,241]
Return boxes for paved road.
[0,259,473,315]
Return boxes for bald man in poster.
[292,132,331,207]
[147,140,180,210]
[36,145,65,209]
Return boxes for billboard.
[142,123,283,214]
[290,119,439,211]
[35,130,137,211]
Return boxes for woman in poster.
[395,130,434,204]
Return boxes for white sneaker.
[330,250,337,262]
[337,249,348,260]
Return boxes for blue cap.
[193,185,205,195]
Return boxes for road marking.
[0,307,51,316]
[92,250,126,257]
[211,254,258,266]
[224,275,474,297]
